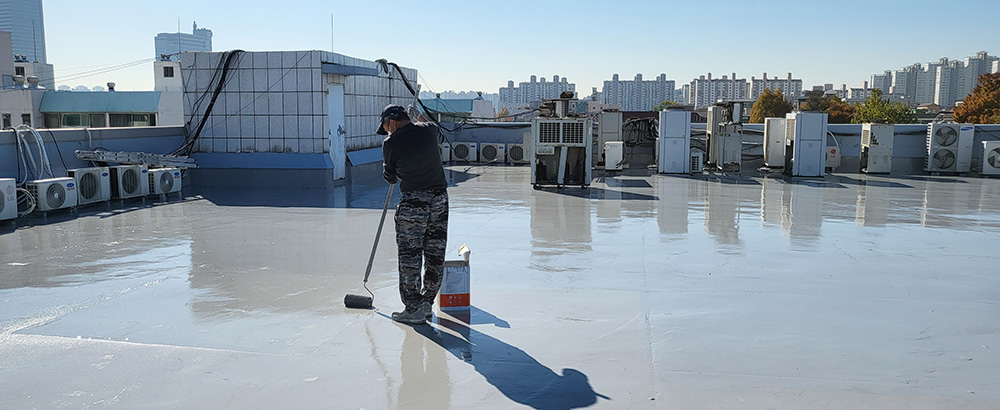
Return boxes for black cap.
[376,104,407,135]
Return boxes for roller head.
[344,294,373,309]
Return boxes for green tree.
[800,90,830,112]
[954,72,1000,124]
[749,88,793,123]
[654,100,678,111]
[852,89,916,124]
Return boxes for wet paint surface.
[1,167,998,409]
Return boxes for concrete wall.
[0,126,186,180]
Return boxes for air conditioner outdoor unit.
[506,143,529,164]
[786,112,828,177]
[983,141,1000,176]
[439,142,451,162]
[451,142,478,162]
[531,117,592,187]
[110,165,149,199]
[658,110,691,174]
[149,168,182,195]
[926,123,974,173]
[26,177,77,212]
[690,149,705,173]
[67,167,111,205]
[479,143,506,163]
[861,123,894,174]
[1,178,17,221]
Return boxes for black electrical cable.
[45,130,69,173]
[173,50,245,156]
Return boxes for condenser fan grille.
[46,183,66,209]
[988,148,1000,168]
[932,149,956,169]
[159,172,174,192]
[453,144,470,160]
[934,127,958,147]
[509,145,524,161]
[121,169,140,194]
[0,192,4,211]
[481,145,498,161]
[78,172,99,200]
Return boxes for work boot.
[391,306,426,325]
[422,301,433,319]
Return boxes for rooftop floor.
[2,166,999,409]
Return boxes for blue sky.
[44,0,1000,94]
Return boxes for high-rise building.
[870,70,892,94]
[0,0,47,63]
[749,72,802,102]
[686,73,749,108]
[498,75,575,110]
[601,73,675,111]
[872,51,998,108]
[154,22,212,61]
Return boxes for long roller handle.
[363,183,395,283]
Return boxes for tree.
[852,89,916,124]
[800,90,830,112]
[749,88,793,123]
[497,107,509,117]
[654,100,678,111]
[825,97,856,123]
[954,72,1000,124]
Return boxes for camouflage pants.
[395,189,449,311]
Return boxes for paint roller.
[344,183,395,309]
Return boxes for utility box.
[605,141,624,171]
[786,112,828,177]
[861,123,894,174]
[597,111,623,165]
[531,117,592,187]
[658,110,691,174]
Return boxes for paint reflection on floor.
[1,166,998,409]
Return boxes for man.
[378,104,449,325]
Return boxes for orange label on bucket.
[439,293,470,308]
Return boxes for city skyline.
[31,0,1000,94]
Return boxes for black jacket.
[382,122,447,192]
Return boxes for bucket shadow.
[387,309,609,409]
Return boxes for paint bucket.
[439,244,471,310]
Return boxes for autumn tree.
[825,97,856,123]
[954,72,1000,124]
[654,100,678,111]
[749,88,793,123]
[800,90,831,112]
[852,89,915,124]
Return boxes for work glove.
[383,170,398,184]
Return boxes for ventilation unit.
[67,167,111,205]
[926,124,974,173]
[479,143,506,163]
[110,165,150,199]
[861,123,894,174]
[690,149,705,173]
[983,141,1000,176]
[785,112,828,177]
[605,141,624,171]
[658,110,691,174]
[439,142,451,163]
[26,177,78,212]
[531,117,592,187]
[149,168,182,195]
[506,143,529,164]
[451,142,478,162]
[1,178,16,221]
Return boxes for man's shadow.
[389,307,610,410]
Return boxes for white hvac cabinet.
[861,124,894,174]
[67,167,111,205]
[786,112,828,177]
[763,118,786,167]
[439,142,451,162]
[1,178,16,221]
[605,141,624,171]
[983,141,1000,175]
[149,168,182,195]
[531,117,592,187]
[658,110,691,174]
[597,111,623,165]
[926,124,974,173]
[26,177,78,212]
[479,143,506,163]
[110,165,150,199]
